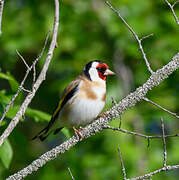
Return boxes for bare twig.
[6,53,179,180]
[173,0,179,7]
[119,114,122,128]
[32,30,51,85]
[164,0,179,25]
[16,50,30,69]
[0,0,59,147]
[105,1,154,74]
[0,0,5,35]
[104,125,179,139]
[160,118,167,167]
[143,97,179,119]
[111,96,117,105]
[113,119,174,180]
[140,33,153,41]
[0,31,50,125]
[129,165,179,180]
[21,87,32,94]
[68,167,75,180]
[0,68,30,125]
[118,148,127,180]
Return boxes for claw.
[97,111,108,118]
[72,126,83,138]
[79,126,84,131]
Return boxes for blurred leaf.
[0,90,12,104]
[2,105,51,122]
[26,108,51,122]
[6,105,19,119]
[61,128,71,139]
[0,72,19,92]
[0,139,13,169]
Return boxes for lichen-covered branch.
[0,0,59,147]
[6,53,179,180]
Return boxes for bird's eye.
[97,67,106,73]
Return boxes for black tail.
[32,126,63,141]
[31,126,49,141]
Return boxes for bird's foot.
[72,126,83,138]
[79,126,84,131]
[97,111,109,118]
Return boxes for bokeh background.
[0,0,179,179]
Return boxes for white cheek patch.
[89,62,105,83]
[89,68,99,81]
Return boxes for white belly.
[59,97,105,127]
[58,81,106,127]
[70,98,105,126]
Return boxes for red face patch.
[96,63,109,81]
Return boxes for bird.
[32,60,115,141]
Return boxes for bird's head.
[83,60,115,82]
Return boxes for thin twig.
[140,33,153,41]
[105,1,153,74]
[0,31,50,125]
[32,30,51,85]
[104,125,179,139]
[16,50,30,69]
[21,87,32,94]
[0,69,30,125]
[33,65,36,85]
[164,0,179,25]
[119,114,122,128]
[118,148,127,180]
[143,97,179,119]
[129,165,179,180]
[147,137,150,148]
[0,0,5,35]
[0,0,59,147]
[160,118,167,167]
[173,0,179,7]
[68,167,75,180]
[111,96,117,105]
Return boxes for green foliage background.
[0,0,179,179]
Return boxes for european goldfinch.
[33,60,115,141]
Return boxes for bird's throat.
[98,71,106,81]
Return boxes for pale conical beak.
[104,69,115,76]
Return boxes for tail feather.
[53,127,63,135]
[31,126,49,141]
[32,126,63,141]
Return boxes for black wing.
[32,83,79,141]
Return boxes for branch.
[104,125,179,140]
[143,97,179,119]
[105,1,154,74]
[0,0,4,35]
[16,50,30,69]
[164,0,179,26]
[0,31,50,125]
[160,118,167,168]
[118,148,127,180]
[6,53,179,180]
[68,167,75,180]
[117,119,177,180]
[0,0,59,146]
[129,165,179,180]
